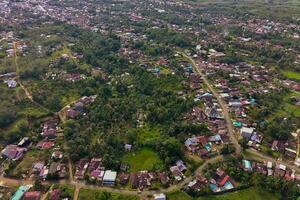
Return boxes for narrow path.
[73,186,80,200]
[13,42,50,113]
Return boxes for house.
[1,145,26,161]
[187,176,208,191]
[198,136,208,146]
[7,79,17,88]
[10,185,31,200]
[240,127,254,140]
[170,166,185,181]
[41,119,58,138]
[48,162,62,177]
[66,109,78,119]
[209,168,235,193]
[176,160,187,172]
[159,172,169,185]
[50,189,60,200]
[23,191,41,200]
[130,171,153,190]
[185,136,199,152]
[18,137,31,147]
[284,148,297,159]
[75,159,90,180]
[36,141,54,150]
[51,151,63,160]
[32,162,44,173]
[90,169,105,181]
[274,164,286,177]
[209,134,222,144]
[242,160,252,172]
[153,193,166,200]
[103,170,117,185]
[124,144,132,151]
[117,173,129,185]
[39,167,49,179]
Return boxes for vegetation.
[197,187,279,200]
[123,148,164,172]
[282,70,300,82]
[168,190,193,200]
[78,189,139,200]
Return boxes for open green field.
[272,92,300,118]
[123,148,164,172]
[168,188,279,200]
[197,187,279,200]
[282,70,300,82]
[78,189,139,200]
[168,190,193,200]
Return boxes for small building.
[11,185,32,200]
[1,145,26,161]
[240,127,254,140]
[154,193,166,200]
[50,189,60,200]
[103,170,117,185]
[23,191,41,200]
[7,79,17,88]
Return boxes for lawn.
[197,187,279,200]
[78,189,139,200]
[282,70,300,82]
[167,190,193,200]
[123,148,164,172]
[272,91,300,118]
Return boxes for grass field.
[78,189,139,200]
[272,92,300,118]
[168,188,279,200]
[168,190,193,200]
[282,70,300,82]
[123,148,164,172]
[197,187,279,200]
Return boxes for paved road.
[180,53,242,155]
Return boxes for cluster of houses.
[0,117,68,180]
[74,158,117,186]
[66,95,97,119]
[186,168,236,193]
[73,158,188,190]
[0,31,27,57]
[185,133,225,158]
[241,159,300,185]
